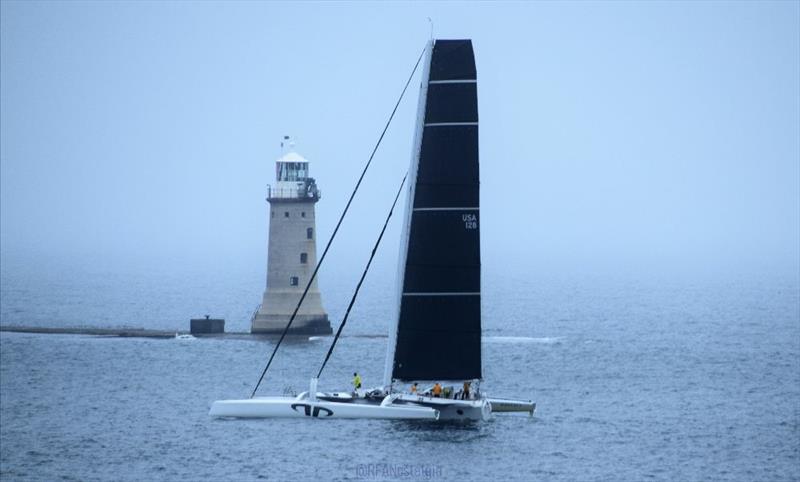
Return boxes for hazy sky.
[2,1,798,279]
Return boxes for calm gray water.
[1,256,798,481]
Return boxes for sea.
[1,254,798,481]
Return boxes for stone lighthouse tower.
[250,145,332,335]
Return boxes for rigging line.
[250,47,426,399]
[316,173,407,380]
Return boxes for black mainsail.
[385,39,481,383]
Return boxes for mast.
[383,41,433,386]
[384,39,481,384]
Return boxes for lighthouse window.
[278,162,309,182]
[271,211,274,218]
[284,211,289,218]
[300,253,308,264]
[301,211,306,218]
[290,276,299,286]
[307,228,313,239]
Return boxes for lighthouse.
[251,145,332,335]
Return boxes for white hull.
[209,390,506,421]
[209,396,439,420]
[393,394,492,421]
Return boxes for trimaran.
[210,39,535,421]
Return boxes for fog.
[2,1,798,283]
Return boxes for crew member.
[410,382,418,394]
[462,381,471,400]
[432,382,442,398]
[352,372,362,390]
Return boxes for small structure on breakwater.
[190,316,225,334]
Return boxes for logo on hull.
[291,403,333,417]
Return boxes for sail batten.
[388,39,481,383]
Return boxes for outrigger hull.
[487,397,536,415]
[209,396,439,420]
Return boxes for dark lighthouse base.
[250,314,332,335]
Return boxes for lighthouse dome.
[276,151,310,164]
